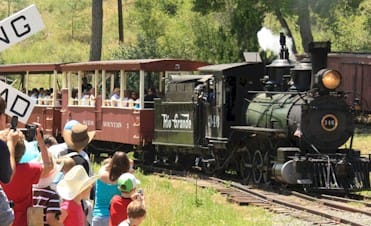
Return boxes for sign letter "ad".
[0,81,36,123]
[0,5,45,51]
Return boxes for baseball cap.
[64,120,79,131]
[117,173,140,193]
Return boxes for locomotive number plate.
[321,114,338,132]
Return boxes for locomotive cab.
[153,74,212,148]
[198,62,264,142]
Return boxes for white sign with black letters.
[0,4,45,51]
[0,81,36,123]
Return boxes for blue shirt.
[20,141,40,163]
[92,179,120,217]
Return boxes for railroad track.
[147,166,371,225]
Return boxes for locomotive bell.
[266,59,294,91]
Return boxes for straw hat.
[63,123,95,151]
[32,155,64,189]
[117,173,141,193]
[56,165,98,200]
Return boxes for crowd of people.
[0,97,146,226]
[108,88,158,109]
[26,87,59,105]
[25,79,159,110]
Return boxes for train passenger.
[122,90,130,107]
[0,97,21,226]
[109,173,143,226]
[56,165,98,226]
[0,125,54,226]
[32,155,63,226]
[82,88,95,106]
[110,88,120,107]
[118,200,146,226]
[38,87,45,99]
[30,88,39,103]
[82,77,93,94]
[144,88,158,108]
[128,91,138,108]
[92,151,131,226]
[38,88,50,105]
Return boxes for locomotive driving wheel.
[252,150,264,184]
[239,146,252,184]
[201,149,220,175]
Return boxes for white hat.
[32,154,64,189]
[56,165,98,200]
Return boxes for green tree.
[261,0,366,53]
[111,0,170,59]
[191,0,265,62]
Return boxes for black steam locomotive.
[151,37,370,193]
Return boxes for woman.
[0,125,53,226]
[92,151,131,226]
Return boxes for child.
[32,155,64,226]
[109,173,142,226]
[118,200,146,226]
[56,165,98,226]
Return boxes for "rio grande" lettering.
[161,113,192,129]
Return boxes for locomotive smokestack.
[308,41,331,75]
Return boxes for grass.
[135,173,275,226]
[91,132,371,225]
[92,162,307,226]
[344,128,371,155]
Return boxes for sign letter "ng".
[0,5,44,51]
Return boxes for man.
[144,88,158,108]
[48,120,93,176]
[82,77,92,94]
[0,97,22,226]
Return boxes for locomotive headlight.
[319,69,342,90]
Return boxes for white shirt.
[48,142,93,176]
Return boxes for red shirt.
[109,195,132,226]
[0,162,42,226]
[60,199,85,226]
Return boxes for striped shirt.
[33,186,61,226]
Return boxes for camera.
[24,124,38,142]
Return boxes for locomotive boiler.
[152,38,371,193]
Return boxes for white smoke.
[257,27,295,60]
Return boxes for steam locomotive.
[0,36,368,194]
[152,37,370,193]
